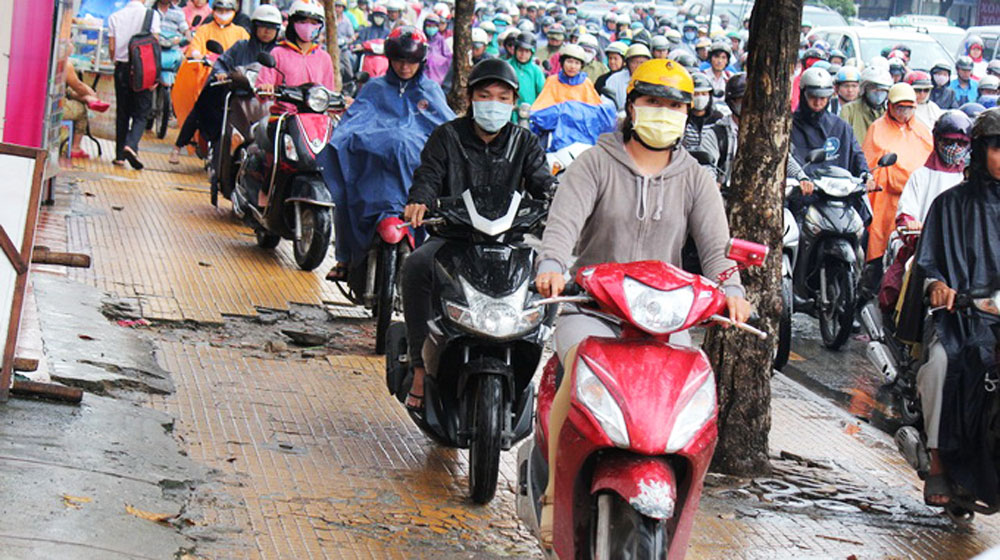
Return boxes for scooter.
[209,63,269,207]
[775,181,801,372]
[353,39,389,82]
[859,226,924,426]
[892,288,1000,525]
[233,52,345,271]
[334,215,415,355]
[147,31,189,139]
[384,190,554,504]
[793,149,895,350]
[516,240,768,559]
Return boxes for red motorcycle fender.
[376,216,413,248]
[591,454,677,520]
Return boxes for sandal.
[539,493,554,552]
[168,147,181,165]
[123,147,144,170]
[70,149,90,159]
[325,263,349,282]
[405,390,423,413]
[924,473,952,507]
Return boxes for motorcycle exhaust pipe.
[865,341,899,384]
[859,304,882,341]
[894,426,930,476]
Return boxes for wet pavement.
[4,134,1000,559]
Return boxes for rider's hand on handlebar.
[905,219,923,231]
[535,272,565,298]
[800,180,815,196]
[257,83,275,95]
[403,203,428,228]
[214,72,228,83]
[725,295,752,326]
[928,281,957,311]
[865,176,880,193]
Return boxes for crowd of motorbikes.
[153,35,1000,560]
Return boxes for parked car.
[682,0,847,28]
[861,16,967,57]
[810,25,955,71]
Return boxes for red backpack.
[128,9,162,92]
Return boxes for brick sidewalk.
[36,135,1000,559]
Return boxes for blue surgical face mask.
[425,26,439,37]
[866,89,888,107]
[684,30,696,41]
[472,100,513,133]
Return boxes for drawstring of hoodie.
[635,176,665,221]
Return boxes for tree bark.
[703,0,803,476]
[447,0,474,114]
[323,0,342,92]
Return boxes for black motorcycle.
[209,64,269,207]
[384,190,555,504]
[793,150,896,350]
[233,52,343,271]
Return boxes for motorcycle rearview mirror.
[877,152,898,168]
[205,40,225,56]
[726,238,768,267]
[356,71,370,85]
[518,102,531,120]
[191,15,203,27]
[542,60,552,71]
[257,52,277,68]
[713,89,724,98]
[806,148,827,164]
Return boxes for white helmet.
[472,27,489,45]
[559,43,587,64]
[288,0,324,21]
[385,0,405,12]
[251,4,283,27]
[578,34,599,50]
[860,66,893,90]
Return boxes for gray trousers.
[917,331,947,449]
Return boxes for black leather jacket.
[408,117,555,211]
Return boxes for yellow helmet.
[627,59,694,104]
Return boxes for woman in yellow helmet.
[532,59,752,551]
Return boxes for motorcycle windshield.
[461,189,522,237]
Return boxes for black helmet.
[632,29,652,48]
[960,102,986,119]
[725,72,747,101]
[956,55,974,71]
[669,49,698,70]
[385,26,428,63]
[468,58,519,91]
[515,31,536,52]
[972,107,1000,139]
[933,109,972,139]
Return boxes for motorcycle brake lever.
[709,314,768,340]
[394,217,444,229]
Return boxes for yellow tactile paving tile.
[150,342,539,559]
[47,137,352,324]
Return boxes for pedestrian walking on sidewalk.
[108,0,162,169]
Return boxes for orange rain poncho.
[862,111,933,261]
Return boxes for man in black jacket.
[400,58,555,411]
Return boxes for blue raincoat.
[319,68,455,265]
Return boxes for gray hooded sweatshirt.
[539,131,744,296]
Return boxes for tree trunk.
[702,0,803,477]
[323,0,342,92]
[447,0,474,114]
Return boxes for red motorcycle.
[516,239,768,559]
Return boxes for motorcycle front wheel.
[773,275,793,372]
[818,262,855,350]
[469,375,503,504]
[293,205,332,271]
[590,492,668,560]
[374,241,397,355]
[156,86,171,139]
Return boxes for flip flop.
[924,473,952,507]
[70,149,90,159]
[123,147,144,170]
[325,264,349,282]
[87,99,111,113]
[405,390,423,413]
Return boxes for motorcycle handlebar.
[709,314,768,339]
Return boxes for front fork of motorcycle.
[293,201,302,242]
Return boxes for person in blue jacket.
[319,27,455,282]
[950,56,979,106]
